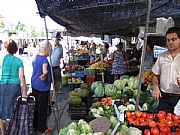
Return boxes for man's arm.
[152,75,161,100]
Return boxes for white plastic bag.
[174,100,180,116]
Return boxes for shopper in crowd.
[103,43,110,62]
[0,39,27,135]
[50,31,64,104]
[89,43,97,63]
[0,40,2,51]
[30,40,52,133]
[144,39,154,70]
[111,42,128,80]
[152,26,180,113]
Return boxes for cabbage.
[127,104,135,111]
[66,129,81,135]
[59,127,68,135]
[113,80,125,91]
[68,122,78,130]
[128,76,139,89]
[105,84,117,97]
[94,84,105,97]
[91,81,103,91]
[78,119,93,133]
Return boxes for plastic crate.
[68,83,81,91]
[69,103,87,120]
[75,71,85,78]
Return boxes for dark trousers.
[30,88,50,133]
[158,91,180,113]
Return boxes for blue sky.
[0,0,64,29]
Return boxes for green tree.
[15,21,26,31]
[30,26,39,37]
[0,15,5,28]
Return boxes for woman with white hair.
[30,40,53,133]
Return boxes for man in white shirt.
[152,27,180,112]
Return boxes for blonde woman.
[30,40,52,133]
[0,39,27,135]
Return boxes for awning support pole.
[135,0,152,110]
[43,17,60,130]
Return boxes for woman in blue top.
[0,39,27,135]
[30,40,52,133]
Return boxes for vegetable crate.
[68,83,81,91]
[69,103,87,120]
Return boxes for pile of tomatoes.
[125,110,180,135]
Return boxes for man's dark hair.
[166,27,180,39]
[6,39,18,55]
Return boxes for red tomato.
[139,118,145,123]
[134,120,140,126]
[159,132,166,135]
[151,127,159,135]
[157,112,166,119]
[167,112,173,118]
[135,110,142,118]
[165,119,173,127]
[142,112,147,119]
[147,114,154,120]
[131,113,136,119]
[159,111,166,116]
[127,117,134,124]
[144,129,151,135]
[126,110,132,118]
[149,121,157,128]
[166,116,172,120]
[172,114,179,121]
[160,126,171,134]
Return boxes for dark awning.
[35,0,180,37]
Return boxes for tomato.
[157,111,166,120]
[142,112,147,119]
[151,127,159,135]
[165,119,173,127]
[144,129,151,135]
[172,114,179,121]
[127,117,134,124]
[166,116,172,120]
[139,118,145,123]
[160,126,171,134]
[167,112,173,118]
[149,121,157,128]
[134,120,140,126]
[159,132,166,135]
[126,110,132,118]
[159,111,166,116]
[131,113,136,119]
[147,114,154,120]
[173,121,179,126]
[135,110,142,118]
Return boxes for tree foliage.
[0,16,5,28]
[15,21,26,31]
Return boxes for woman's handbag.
[6,96,35,135]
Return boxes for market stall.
[35,0,180,135]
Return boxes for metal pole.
[43,16,60,130]
[135,0,152,110]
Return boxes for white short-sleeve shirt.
[152,51,180,94]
